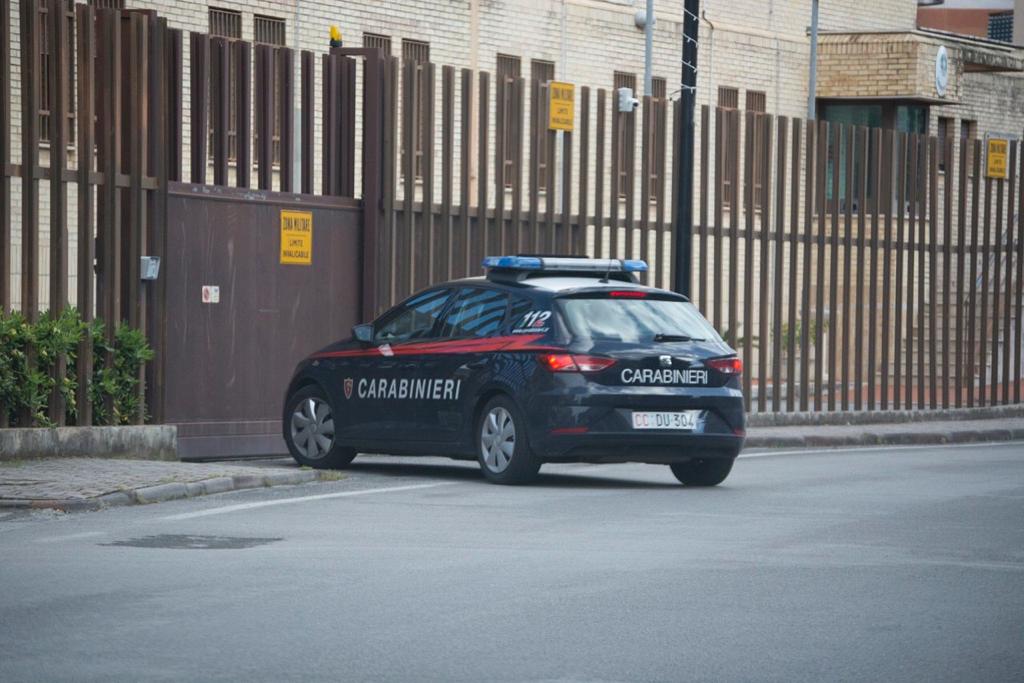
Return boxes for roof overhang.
[816,30,1024,104]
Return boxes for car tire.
[476,395,541,485]
[669,457,734,487]
[284,385,357,469]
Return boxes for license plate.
[631,410,702,430]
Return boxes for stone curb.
[745,425,1024,449]
[746,404,1024,428]
[0,469,330,512]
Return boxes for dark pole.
[673,0,700,296]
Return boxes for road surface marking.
[740,440,1022,459]
[159,482,453,521]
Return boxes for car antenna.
[599,258,614,283]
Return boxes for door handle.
[462,359,487,370]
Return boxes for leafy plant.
[86,321,154,426]
[0,309,152,427]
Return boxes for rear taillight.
[706,357,743,375]
[608,290,647,298]
[539,353,616,373]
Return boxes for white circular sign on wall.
[935,46,950,97]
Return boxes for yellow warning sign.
[280,210,313,265]
[986,138,1009,179]
[548,81,575,132]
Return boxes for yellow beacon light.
[329,25,343,48]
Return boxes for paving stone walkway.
[0,458,330,510]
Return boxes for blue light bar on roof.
[482,256,649,273]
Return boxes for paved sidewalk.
[0,458,336,511]
[746,415,1024,449]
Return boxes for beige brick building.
[4,0,1024,310]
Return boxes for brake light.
[608,290,647,298]
[539,354,616,373]
[707,357,743,375]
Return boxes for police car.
[282,256,745,485]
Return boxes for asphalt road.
[2,443,1023,683]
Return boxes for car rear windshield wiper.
[653,333,705,342]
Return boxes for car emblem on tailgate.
[659,355,672,367]
[344,378,353,399]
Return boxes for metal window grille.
[38,0,76,145]
[988,12,1013,42]
[363,33,392,55]
[254,16,286,165]
[651,76,666,100]
[402,39,430,180]
[88,0,124,8]
[498,54,521,189]
[745,90,766,113]
[254,15,286,46]
[532,60,555,191]
[614,71,636,198]
[208,9,242,163]
[717,86,739,110]
[718,86,740,209]
[746,90,768,208]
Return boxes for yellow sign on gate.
[280,210,313,265]
[986,138,1009,179]
[548,81,575,132]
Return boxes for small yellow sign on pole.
[986,138,1009,179]
[548,81,575,132]
[280,210,313,265]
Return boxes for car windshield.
[558,297,721,343]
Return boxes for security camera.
[617,87,640,113]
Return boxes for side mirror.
[353,323,373,344]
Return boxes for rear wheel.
[476,396,541,485]
[284,385,357,469]
[669,457,734,487]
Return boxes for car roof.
[444,275,685,298]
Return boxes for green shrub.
[0,309,152,427]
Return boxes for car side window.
[507,296,535,331]
[375,289,453,343]
[438,288,509,339]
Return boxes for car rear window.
[557,296,721,343]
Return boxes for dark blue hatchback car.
[283,256,745,485]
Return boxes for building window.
[614,71,637,198]
[717,86,739,110]
[402,39,430,180]
[254,15,286,166]
[363,33,392,55]
[38,1,76,145]
[89,0,125,7]
[532,59,555,191]
[745,90,766,113]
[208,8,241,163]
[497,54,521,189]
[208,7,241,39]
[651,76,666,100]
[988,12,1014,42]
[254,15,286,46]
[746,91,768,208]
[718,86,740,209]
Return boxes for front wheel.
[476,396,541,485]
[284,385,357,469]
[669,457,734,487]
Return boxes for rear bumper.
[523,383,746,463]
[536,431,744,464]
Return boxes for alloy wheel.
[480,406,516,473]
[290,397,335,460]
